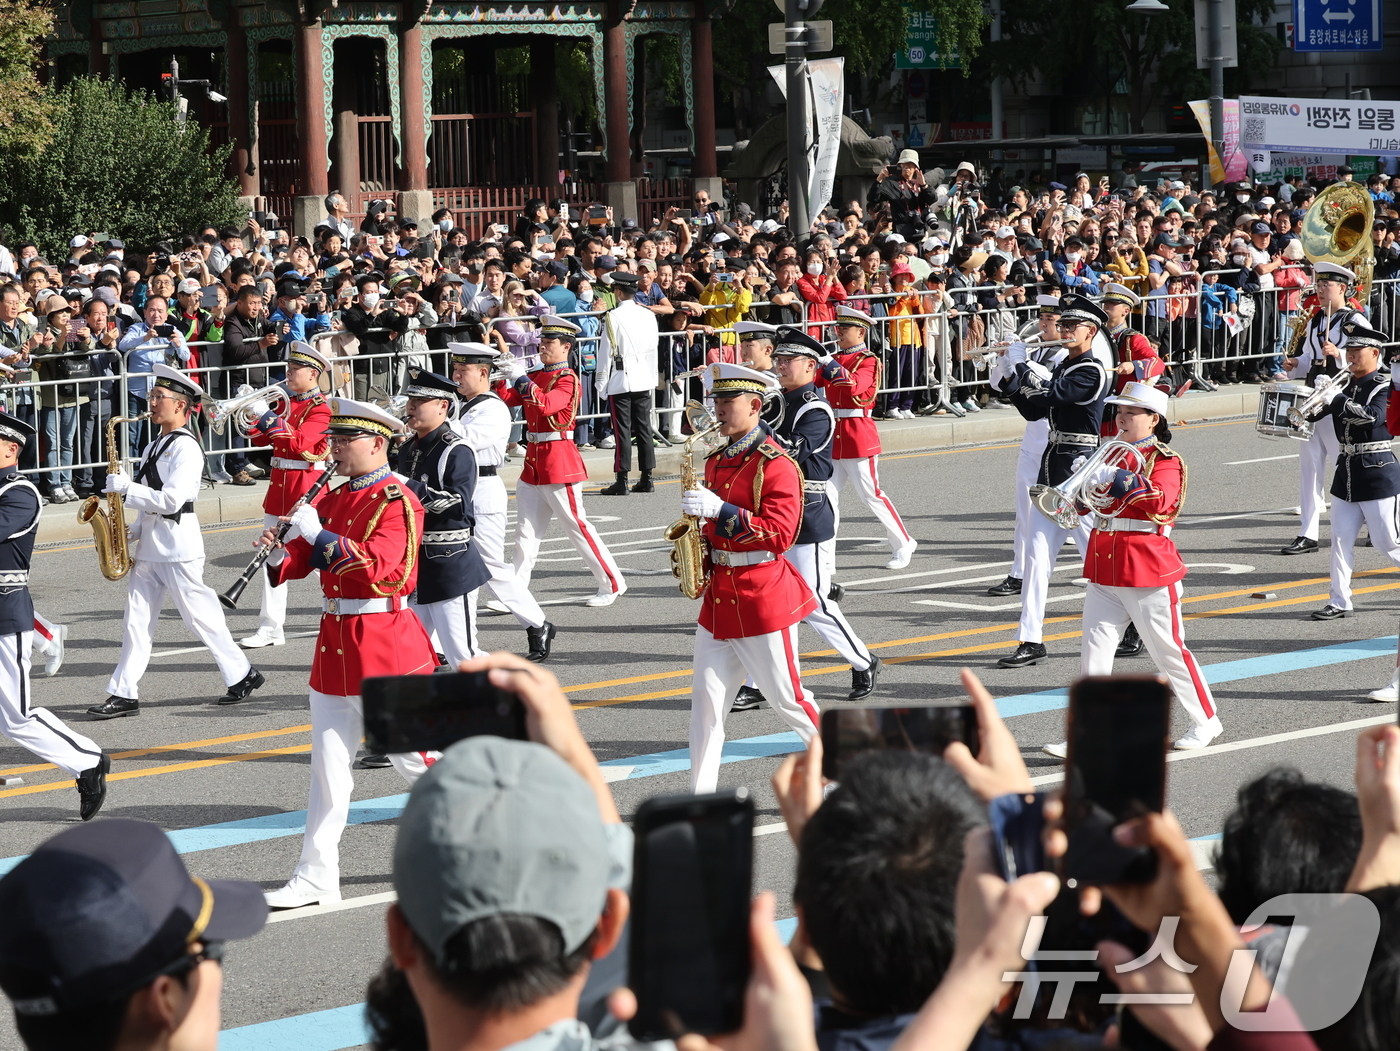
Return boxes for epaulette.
[1150,440,1180,459]
[758,443,784,460]
[384,482,406,500]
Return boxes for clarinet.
[219,463,336,609]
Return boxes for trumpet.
[1030,440,1147,529]
[1287,370,1352,429]
[489,353,540,384]
[970,337,1073,372]
[204,384,290,437]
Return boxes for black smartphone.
[820,702,979,780]
[988,791,1047,881]
[628,789,753,1041]
[675,208,694,220]
[360,671,528,754]
[1060,676,1170,886]
[154,323,175,338]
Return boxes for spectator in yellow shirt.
[698,260,753,346]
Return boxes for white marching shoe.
[1366,669,1400,703]
[264,878,342,910]
[585,589,623,608]
[1041,741,1068,759]
[240,628,285,649]
[885,540,918,570]
[1173,717,1223,751]
[42,623,67,677]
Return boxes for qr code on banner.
[1244,118,1265,144]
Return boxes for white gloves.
[1070,454,1089,474]
[681,486,724,519]
[248,398,271,418]
[504,357,527,383]
[283,504,323,543]
[103,472,130,495]
[1085,463,1119,488]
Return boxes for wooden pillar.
[225,20,258,199]
[89,17,110,77]
[691,16,718,179]
[398,22,429,192]
[602,15,629,184]
[331,39,360,194]
[293,20,330,236]
[531,39,560,188]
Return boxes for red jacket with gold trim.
[1082,437,1187,588]
[496,362,587,486]
[815,348,881,459]
[269,464,437,695]
[249,391,331,515]
[699,428,817,640]
[1100,328,1167,436]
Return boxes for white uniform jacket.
[596,300,660,396]
[125,429,205,563]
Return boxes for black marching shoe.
[631,472,655,494]
[526,621,557,662]
[1116,622,1145,658]
[997,642,1048,669]
[1311,603,1352,621]
[828,583,846,603]
[77,753,110,820]
[88,696,138,719]
[730,686,768,712]
[218,667,266,705]
[987,575,1022,597]
[849,655,882,701]
[599,472,630,495]
[359,753,393,768]
[1281,536,1318,555]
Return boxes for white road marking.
[149,630,319,659]
[1182,562,1256,575]
[1222,454,1300,465]
[1177,507,1299,525]
[917,592,1086,612]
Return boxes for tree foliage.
[0,0,56,159]
[0,77,245,258]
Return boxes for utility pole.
[1206,0,1225,185]
[784,0,811,234]
[990,0,1003,157]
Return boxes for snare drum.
[1257,381,1313,440]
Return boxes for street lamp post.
[1206,0,1226,180]
[784,0,812,234]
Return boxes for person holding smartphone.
[1041,380,1222,757]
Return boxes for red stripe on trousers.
[780,626,819,726]
[32,619,51,642]
[564,484,620,593]
[866,458,910,540]
[609,396,622,473]
[1167,582,1215,719]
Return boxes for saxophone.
[664,403,722,600]
[77,414,151,581]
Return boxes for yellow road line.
[0,743,312,798]
[0,724,313,778]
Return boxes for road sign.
[895,2,960,69]
[907,71,927,98]
[1293,0,1382,50]
[767,20,833,54]
[1194,0,1238,67]
[772,0,823,14]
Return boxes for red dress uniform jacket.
[699,428,817,640]
[496,362,587,486]
[815,348,882,459]
[269,464,437,695]
[1082,437,1188,588]
[1100,328,1167,436]
[249,391,331,516]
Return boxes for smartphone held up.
[360,671,528,755]
[819,701,978,780]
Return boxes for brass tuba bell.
[1299,181,1375,299]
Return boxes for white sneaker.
[1173,717,1223,751]
[1041,741,1068,759]
[596,435,616,449]
[585,588,623,607]
[264,878,342,910]
[1366,669,1400,703]
[987,399,1013,410]
[212,469,233,484]
[903,408,919,419]
[244,464,267,479]
[43,623,67,677]
[885,540,917,570]
[240,629,285,649]
[962,399,982,413]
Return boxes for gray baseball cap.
[393,736,611,961]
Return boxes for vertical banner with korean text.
[768,58,846,218]
[1190,99,1248,184]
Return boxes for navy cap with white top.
[1342,318,1388,350]
[402,366,459,401]
[1057,293,1109,330]
[772,326,827,361]
[0,412,36,447]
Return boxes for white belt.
[711,549,777,568]
[835,409,871,418]
[322,596,394,615]
[1094,516,1169,536]
[271,457,325,471]
[1340,442,1393,455]
[1050,431,1100,447]
[527,431,574,442]
[423,529,473,544]
[0,571,28,585]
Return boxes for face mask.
[931,252,949,265]
[806,263,823,276]
[1236,194,1251,204]
[1231,255,1247,265]
[1065,252,1082,264]
[439,219,452,232]
[579,291,594,304]
[360,292,380,309]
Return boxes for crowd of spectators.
[1,163,1398,495]
[5,654,1400,1051]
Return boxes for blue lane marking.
[219,1003,369,1051]
[3,635,1393,878]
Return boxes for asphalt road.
[3,414,1399,1050]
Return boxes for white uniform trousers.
[788,541,873,671]
[0,630,103,776]
[108,559,251,699]
[1329,496,1400,609]
[31,611,59,659]
[1010,438,1048,580]
[830,456,912,555]
[411,591,483,667]
[690,624,819,794]
[513,481,626,596]
[292,689,432,893]
[254,513,320,636]
[1018,512,1091,643]
[1299,425,1340,540]
[1080,581,1218,729]
[473,509,546,628]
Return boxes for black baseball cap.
[0,820,265,1016]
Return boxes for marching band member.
[987,295,1066,598]
[259,398,438,908]
[683,363,820,793]
[1100,283,1166,410]
[1043,381,1222,756]
[0,415,108,818]
[398,368,492,666]
[819,306,917,569]
[497,315,626,607]
[89,364,264,718]
[734,320,779,374]
[1297,320,1400,626]
[240,341,332,649]
[1280,261,1362,556]
[996,294,1111,669]
[448,343,555,660]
